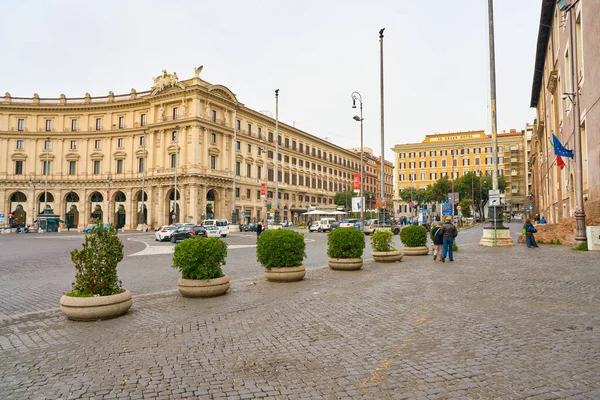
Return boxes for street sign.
[441,202,452,215]
[0,213,4,224]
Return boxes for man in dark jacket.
[440,217,458,262]
[256,221,263,241]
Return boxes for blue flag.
[552,133,574,159]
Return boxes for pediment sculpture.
[151,69,184,93]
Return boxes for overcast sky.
[0,0,541,161]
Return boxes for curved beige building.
[0,68,360,230]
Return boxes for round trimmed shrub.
[172,237,227,279]
[68,221,124,297]
[371,229,396,252]
[327,227,365,259]
[257,229,306,269]
[399,225,427,247]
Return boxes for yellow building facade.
[0,68,361,230]
[392,130,527,214]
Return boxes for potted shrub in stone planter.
[172,236,230,297]
[327,228,365,271]
[399,225,429,256]
[60,221,132,321]
[257,229,306,282]
[371,229,403,263]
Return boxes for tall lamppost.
[351,91,364,223]
[173,125,179,224]
[141,128,147,229]
[560,0,586,243]
[44,137,50,211]
[379,27,386,221]
[29,173,39,226]
[106,172,112,224]
[274,89,280,224]
[232,104,239,225]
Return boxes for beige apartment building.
[529,0,599,225]
[347,147,394,211]
[392,130,527,215]
[0,68,361,230]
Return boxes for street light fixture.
[232,104,239,225]
[351,91,364,223]
[173,125,179,224]
[274,89,280,224]
[44,137,50,211]
[29,173,39,226]
[379,27,386,222]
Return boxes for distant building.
[392,130,527,215]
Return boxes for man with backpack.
[440,216,458,262]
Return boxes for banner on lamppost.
[351,196,364,213]
[353,173,360,192]
[261,183,266,197]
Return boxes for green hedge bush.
[256,229,306,269]
[327,228,365,258]
[68,221,124,297]
[172,237,227,279]
[371,230,396,252]
[400,225,428,247]
[571,242,588,251]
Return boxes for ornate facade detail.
[151,70,184,94]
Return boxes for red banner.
[261,183,266,197]
[353,173,360,191]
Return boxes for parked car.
[240,222,257,232]
[170,224,196,243]
[339,218,360,228]
[83,223,111,233]
[319,218,337,232]
[308,220,321,232]
[330,221,341,230]
[155,225,177,241]
[190,226,207,238]
[205,225,221,238]
[363,219,401,235]
[203,219,229,237]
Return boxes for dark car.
[330,221,340,230]
[170,224,205,243]
[240,222,257,232]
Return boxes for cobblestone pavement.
[1,226,600,399]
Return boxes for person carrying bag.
[523,218,539,248]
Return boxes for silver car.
[155,225,176,241]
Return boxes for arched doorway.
[10,192,27,227]
[114,191,126,229]
[168,189,181,224]
[206,189,216,219]
[39,192,55,213]
[136,191,148,226]
[90,191,103,222]
[65,192,80,229]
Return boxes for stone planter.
[60,289,132,321]
[264,265,305,282]
[401,246,430,256]
[372,251,403,263]
[328,258,363,271]
[177,275,230,298]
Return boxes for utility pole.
[141,129,147,230]
[174,126,179,224]
[44,137,50,211]
[274,89,280,224]
[379,28,385,222]
[232,104,239,225]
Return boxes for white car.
[203,219,229,237]
[155,225,176,241]
[205,225,221,238]
[308,221,321,232]
[339,219,360,228]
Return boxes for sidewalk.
[1,244,600,399]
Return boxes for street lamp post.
[274,89,280,224]
[106,172,112,224]
[232,104,239,225]
[352,91,364,223]
[379,27,386,222]
[141,129,147,229]
[44,137,50,211]
[173,126,179,224]
[29,173,38,226]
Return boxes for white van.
[203,219,229,237]
[319,218,337,232]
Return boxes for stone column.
[189,183,198,224]
[126,188,134,230]
[157,185,165,227]
[148,184,155,229]
[199,185,207,221]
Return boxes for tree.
[424,177,451,204]
[459,199,472,218]
[333,191,354,209]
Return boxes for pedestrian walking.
[307,219,312,232]
[523,218,539,248]
[440,216,458,262]
[256,220,263,241]
[431,221,443,261]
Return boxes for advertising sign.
[351,196,364,213]
[441,202,452,215]
[353,173,360,192]
[261,183,266,197]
